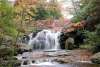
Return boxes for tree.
[32,5,49,20]
[82,24,100,53]
[14,0,62,33]
[0,0,18,37]
[31,0,62,20]
[72,0,100,23]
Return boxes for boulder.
[91,52,100,64]
[65,37,74,50]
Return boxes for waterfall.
[28,29,61,50]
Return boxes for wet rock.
[91,52,100,64]
[53,58,73,64]
[46,53,71,57]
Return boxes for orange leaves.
[63,20,86,33]
[72,21,86,29]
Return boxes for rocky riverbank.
[16,49,100,67]
[18,49,93,64]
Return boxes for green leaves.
[32,6,49,20]
[0,0,17,37]
[81,25,100,49]
[30,0,61,20]
[72,0,100,23]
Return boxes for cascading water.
[28,29,61,50]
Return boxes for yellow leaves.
[14,0,28,13]
[26,8,36,16]
[14,0,37,17]
[14,6,23,13]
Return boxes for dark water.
[32,63,100,67]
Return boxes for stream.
[17,29,100,67]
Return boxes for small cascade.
[28,29,61,50]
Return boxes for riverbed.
[17,49,100,67]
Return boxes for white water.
[28,29,61,50]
